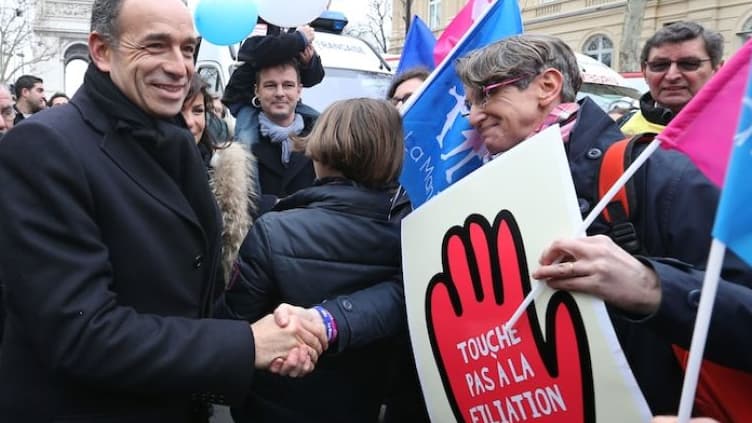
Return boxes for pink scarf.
[484,102,580,163]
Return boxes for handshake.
[250,304,330,377]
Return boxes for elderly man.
[0,0,326,420]
[0,84,13,345]
[0,84,14,138]
[456,33,752,416]
[620,21,723,135]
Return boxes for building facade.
[390,0,752,71]
[31,0,92,96]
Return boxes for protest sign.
[402,126,650,422]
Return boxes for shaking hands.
[250,303,328,377]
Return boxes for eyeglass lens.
[1,106,15,118]
[646,58,710,72]
[390,92,412,105]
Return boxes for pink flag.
[659,39,752,186]
[433,0,493,66]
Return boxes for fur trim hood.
[209,143,256,285]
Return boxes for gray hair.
[90,0,187,45]
[456,34,582,103]
[640,21,724,67]
[90,0,125,44]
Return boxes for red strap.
[598,137,631,223]
[673,346,752,422]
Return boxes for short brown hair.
[300,98,404,188]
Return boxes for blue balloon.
[195,0,258,46]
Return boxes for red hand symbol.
[426,211,595,422]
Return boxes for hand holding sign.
[426,211,595,422]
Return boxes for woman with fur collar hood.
[182,75,257,285]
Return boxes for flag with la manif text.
[398,0,523,208]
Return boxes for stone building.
[31,0,92,96]
[390,0,752,71]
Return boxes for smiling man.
[620,21,723,135]
[247,59,318,210]
[0,0,326,420]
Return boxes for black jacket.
[222,32,325,110]
[226,179,404,423]
[0,87,255,421]
[571,98,752,414]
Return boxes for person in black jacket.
[0,0,325,420]
[456,33,752,416]
[222,25,324,117]
[226,98,409,423]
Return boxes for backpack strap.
[596,133,654,254]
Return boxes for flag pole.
[400,0,501,115]
[505,138,662,330]
[676,239,727,422]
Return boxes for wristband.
[313,305,338,343]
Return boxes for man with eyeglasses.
[620,21,723,136]
[0,84,14,139]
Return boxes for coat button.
[578,198,591,215]
[687,289,701,308]
[193,255,203,269]
[342,299,353,311]
[586,148,603,159]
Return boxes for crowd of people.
[0,0,749,422]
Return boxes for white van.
[195,12,393,113]
[576,53,642,111]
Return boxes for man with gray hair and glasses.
[620,21,724,135]
[0,0,326,420]
[0,84,14,139]
[456,33,752,417]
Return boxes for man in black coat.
[0,0,325,421]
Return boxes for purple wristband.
[314,305,338,343]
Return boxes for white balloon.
[257,0,329,28]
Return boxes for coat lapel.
[99,130,202,231]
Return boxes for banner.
[396,15,436,75]
[398,0,523,208]
[712,57,752,265]
[402,127,650,422]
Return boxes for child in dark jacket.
[226,98,409,423]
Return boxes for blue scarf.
[258,112,305,165]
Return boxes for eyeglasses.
[1,106,16,119]
[644,58,712,73]
[390,92,413,106]
[462,76,526,114]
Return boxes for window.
[584,35,614,67]
[429,0,442,30]
[739,17,752,43]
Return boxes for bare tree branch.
[0,0,56,83]
[343,0,391,54]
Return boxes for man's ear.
[713,59,724,73]
[538,68,564,107]
[88,32,112,73]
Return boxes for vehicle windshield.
[577,82,642,112]
[302,67,393,112]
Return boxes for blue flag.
[396,16,436,75]
[712,62,752,266]
[398,0,523,207]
